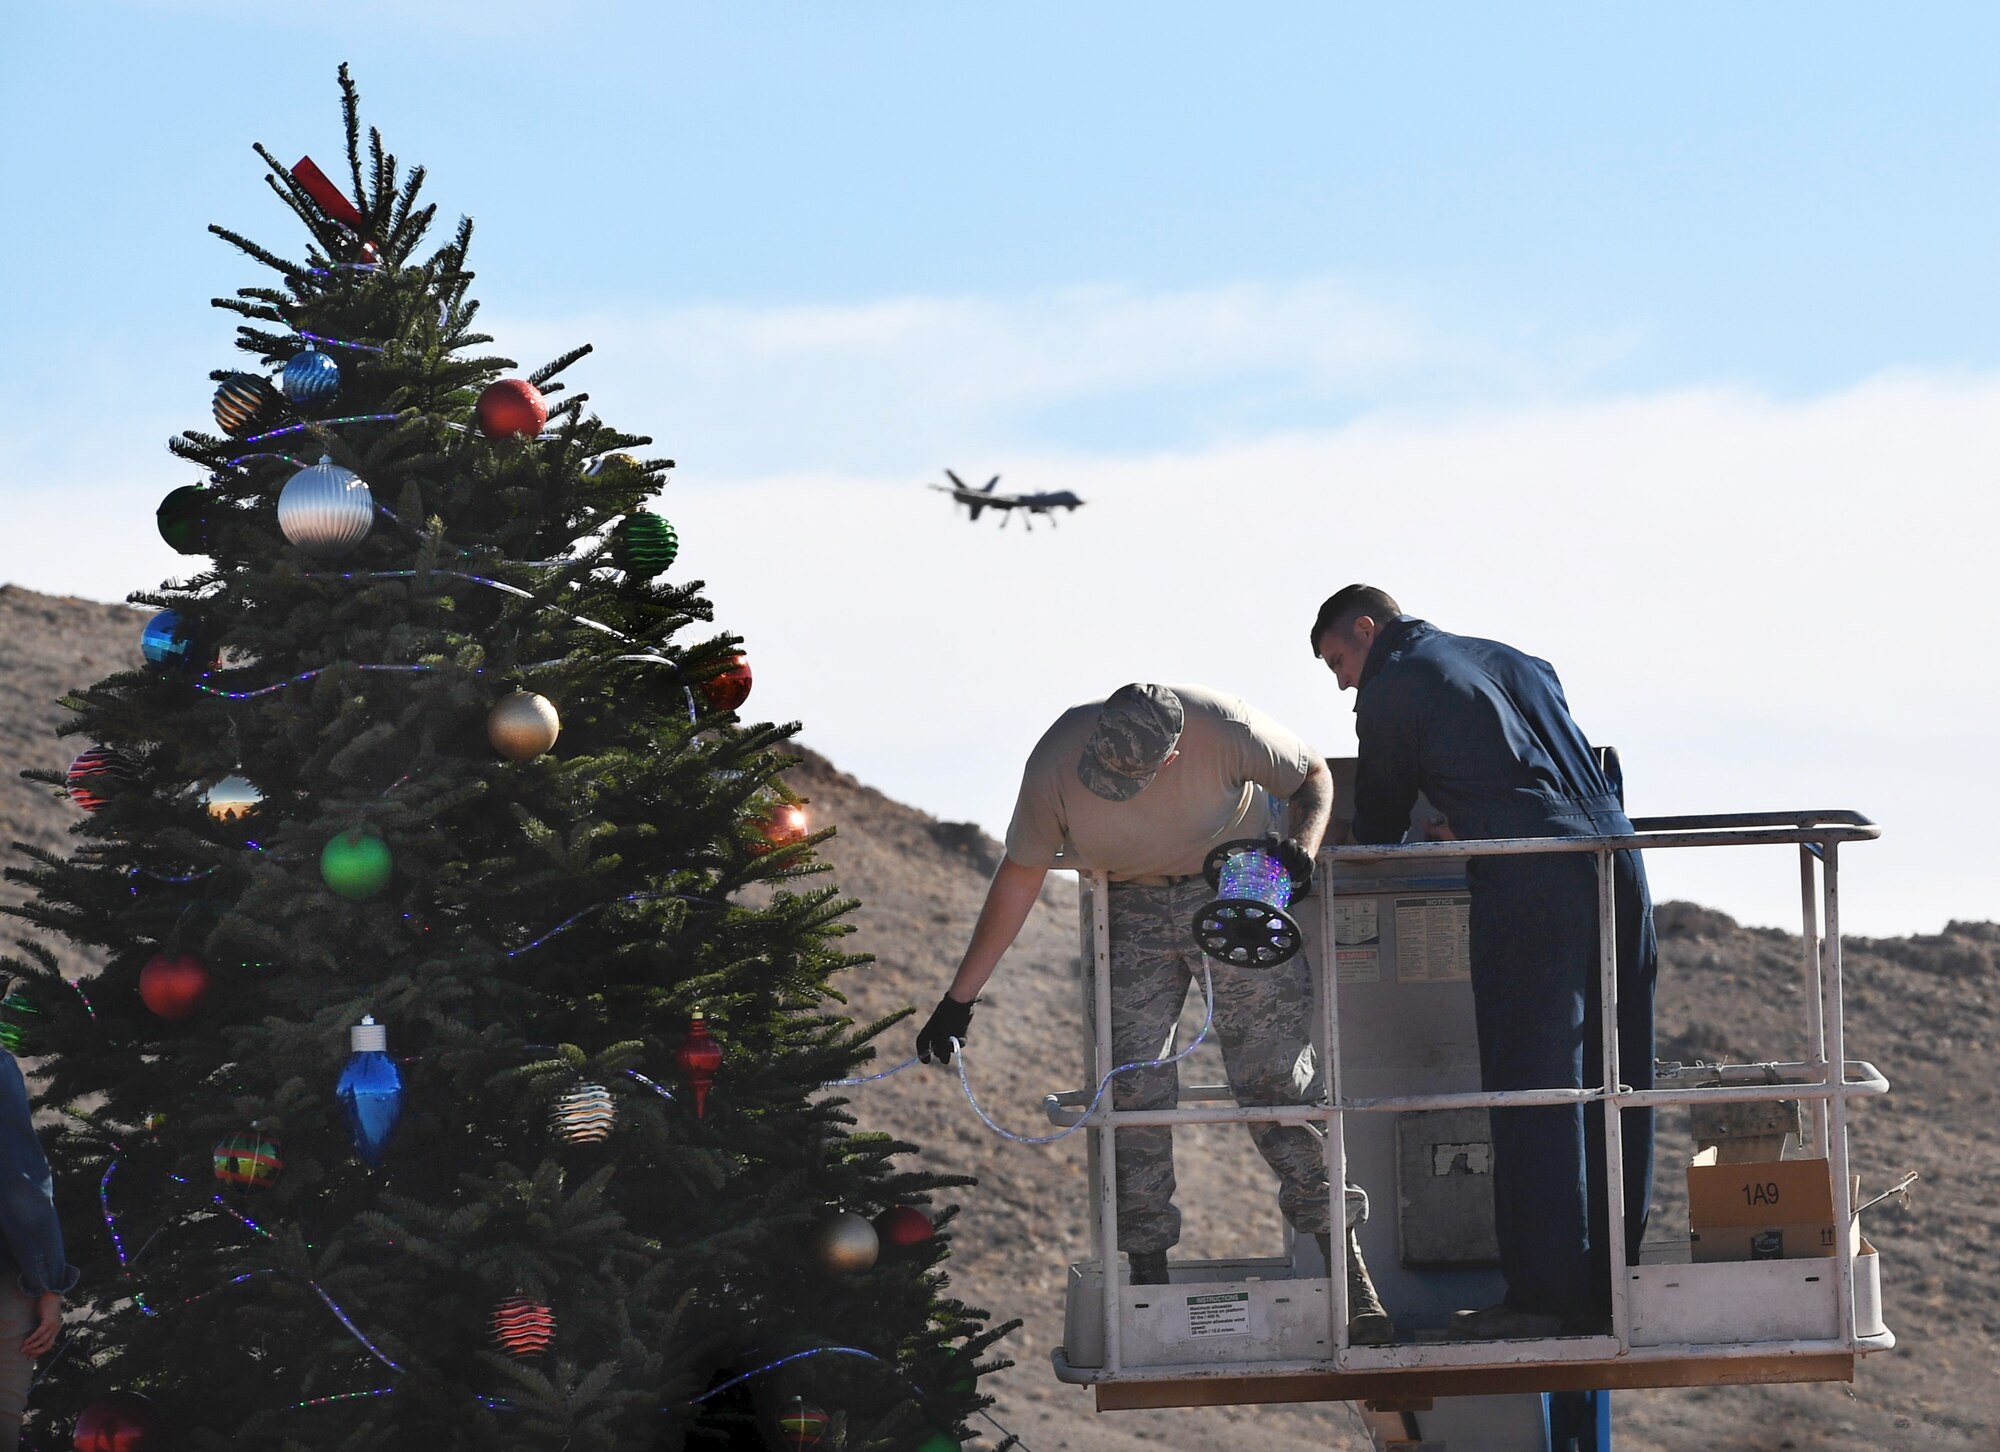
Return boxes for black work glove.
[1270,836,1316,900]
[916,993,976,1066]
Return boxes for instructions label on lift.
[1184,1292,1252,1338]
[1395,895,1472,982]
[1333,900,1381,982]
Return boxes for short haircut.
[1307,584,1402,656]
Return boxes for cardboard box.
[1687,1149,1859,1263]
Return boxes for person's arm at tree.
[947,857,1049,1003]
[916,857,1049,1065]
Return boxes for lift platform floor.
[1089,1351,1854,1410]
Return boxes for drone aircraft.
[929,469,1085,529]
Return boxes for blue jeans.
[1467,846,1656,1321]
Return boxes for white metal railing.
[1046,809,1886,1383]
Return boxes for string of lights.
[294,329,386,354]
[236,413,404,446]
[951,963,1216,1146]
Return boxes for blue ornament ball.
[140,610,205,673]
[280,348,341,406]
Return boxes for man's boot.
[1317,1230,1395,1345]
[1127,1250,1170,1286]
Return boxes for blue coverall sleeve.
[0,1056,79,1296]
[1351,683,1422,845]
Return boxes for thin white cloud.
[493,277,1635,474]
[3,278,1986,935]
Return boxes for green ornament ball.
[914,1435,961,1452]
[320,829,393,900]
[0,983,41,1055]
[156,485,212,555]
[611,510,678,579]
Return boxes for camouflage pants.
[1099,877,1359,1255]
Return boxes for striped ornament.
[773,1398,829,1449]
[277,456,375,554]
[212,374,282,438]
[280,348,341,406]
[552,1084,616,1144]
[491,1297,556,1356]
[610,510,678,578]
[213,1132,283,1188]
[65,746,136,812]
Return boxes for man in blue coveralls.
[1308,584,1657,1339]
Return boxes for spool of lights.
[1189,839,1304,968]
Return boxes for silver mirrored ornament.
[278,455,375,555]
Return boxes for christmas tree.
[4,66,1013,1452]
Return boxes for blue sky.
[2,4,1993,934]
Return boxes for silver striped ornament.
[277,456,375,554]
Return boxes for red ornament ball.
[492,1296,556,1356]
[73,1391,161,1452]
[474,379,548,440]
[137,953,209,1020]
[873,1204,936,1250]
[702,654,753,713]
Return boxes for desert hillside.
[1,583,1989,1452]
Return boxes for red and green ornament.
[213,1131,283,1189]
[321,829,392,900]
[611,510,678,579]
[772,1397,828,1450]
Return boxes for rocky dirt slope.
[0,584,1987,1451]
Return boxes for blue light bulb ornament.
[336,1015,403,1166]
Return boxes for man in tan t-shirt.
[914,683,1393,1343]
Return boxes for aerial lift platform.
[1041,788,1889,1452]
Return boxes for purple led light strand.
[953,962,1216,1146]
[190,662,432,700]
[686,1346,884,1403]
[305,1277,406,1373]
[294,330,386,354]
[287,1388,396,1409]
[624,1068,675,1102]
[128,865,218,885]
[205,1198,405,1371]
[65,979,97,1022]
[236,413,403,445]
[98,1160,129,1269]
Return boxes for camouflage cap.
[1077,684,1185,802]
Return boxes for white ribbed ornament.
[278,455,375,554]
[552,1084,616,1144]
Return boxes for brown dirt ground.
[0,583,1988,1451]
